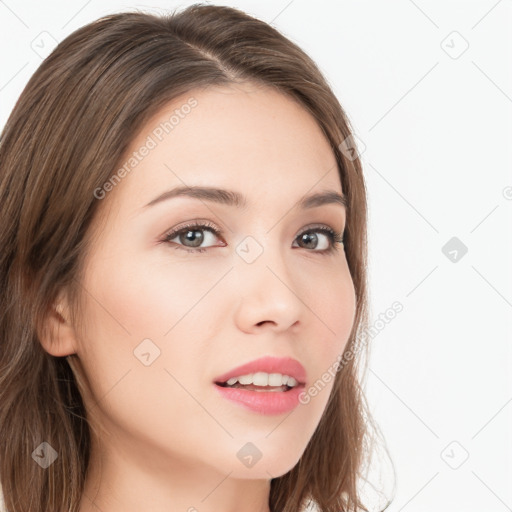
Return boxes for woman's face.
[72,82,356,481]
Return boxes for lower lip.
[213,383,305,415]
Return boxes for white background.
[1,1,511,511]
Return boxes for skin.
[44,81,356,512]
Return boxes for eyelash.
[160,221,344,255]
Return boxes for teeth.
[238,374,254,385]
[225,372,298,387]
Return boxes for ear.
[38,291,78,357]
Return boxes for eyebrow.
[144,186,347,210]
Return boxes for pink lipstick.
[213,356,307,415]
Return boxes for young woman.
[0,4,390,511]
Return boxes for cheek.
[74,252,226,395]
[83,251,226,338]
[72,257,218,451]
[303,264,356,406]
[311,263,356,353]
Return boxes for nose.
[232,238,304,334]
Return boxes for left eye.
[161,221,343,254]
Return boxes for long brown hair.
[0,4,392,511]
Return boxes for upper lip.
[213,356,307,385]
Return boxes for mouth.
[212,356,307,414]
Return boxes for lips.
[213,356,307,385]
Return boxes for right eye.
[161,221,226,253]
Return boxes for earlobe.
[38,295,78,357]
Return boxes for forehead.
[105,82,342,215]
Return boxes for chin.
[227,449,303,480]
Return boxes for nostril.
[256,320,275,327]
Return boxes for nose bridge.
[235,228,289,284]
[232,228,304,329]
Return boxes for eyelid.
[161,219,221,239]
[297,222,340,236]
